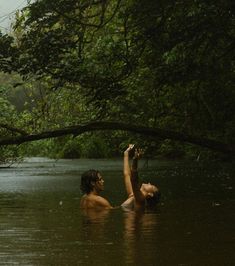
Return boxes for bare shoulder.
[80,194,112,209]
[94,195,112,208]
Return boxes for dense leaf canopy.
[0,0,234,158]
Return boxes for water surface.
[0,158,234,265]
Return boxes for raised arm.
[131,149,145,207]
[123,144,134,197]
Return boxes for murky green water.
[0,158,234,265]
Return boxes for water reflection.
[80,207,161,266]
[123,209,159,265]
[81,208,111,247]
[81,208,111,224]
[0,158,234,265]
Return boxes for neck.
[140,187,147,197]
[89,189,99,196]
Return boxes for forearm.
[123,152,131,176]
[131,158,139,184]
[123,144,135,196]
[131,160,145,205]
[131,157,138,172]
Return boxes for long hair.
[80,169,100,194]
[146,190,161,207]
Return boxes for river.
[0,157,234,265]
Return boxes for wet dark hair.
[146,190,161,207]
[80,169,100,194]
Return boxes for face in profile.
[94,173,104,192]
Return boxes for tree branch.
[0,121,234,155]
[0,123,28,135]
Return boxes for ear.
[91,181,96,187]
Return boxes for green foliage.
[0,1,234,160]
[0,146,22,165]
[19,139,55,158]
[158,140,185,159]
[78,133,111,159]
[60,138,82,159]
[19,134,112,159]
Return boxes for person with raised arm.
[121,144,160,210]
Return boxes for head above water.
[80,169,104,194]
[141,183,161,207]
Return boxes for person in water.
[121,144,160,210]
[80,169,113,209]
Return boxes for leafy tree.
[0,0,234,159]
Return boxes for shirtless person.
[80,169,113,209]
[121,144,160,210]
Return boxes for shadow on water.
[0,157,234,265]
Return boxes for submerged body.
[121,194,135,210]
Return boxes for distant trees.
[0,0,234,159]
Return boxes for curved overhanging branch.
[0,121,234,156]
[0,123,28,135]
